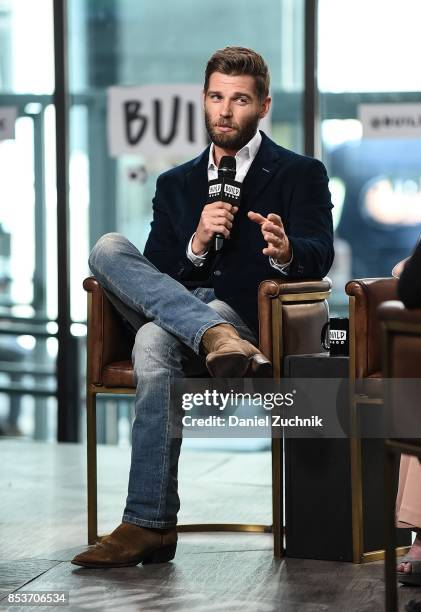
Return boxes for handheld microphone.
[207,156,242,252]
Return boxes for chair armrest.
[83,276,135,386]
[378,300,421,379]
[378,300,421,327]
[346,278,398,378]
[258,278,332,373]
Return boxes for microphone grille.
[218,155,236,178]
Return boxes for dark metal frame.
[304,0,319,158]
[53,0,79,441]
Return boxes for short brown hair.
[204,46,270,101]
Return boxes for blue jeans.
[89,233,257,528]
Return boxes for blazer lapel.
[182,132,281,235]
[184,146,210,236]
[241,131,281,206]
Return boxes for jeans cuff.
[122,513,177,529]
[193,319,230,354]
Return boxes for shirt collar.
[207,130,262,173]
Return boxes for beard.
[205,109,260,151]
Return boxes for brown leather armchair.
[379,301,421,612]
[346,277,398,398]
[344,278,399,563]
[83,275,332,556]
[344,278,421,566]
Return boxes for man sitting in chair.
[72,46,334,568]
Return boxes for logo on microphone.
[209,183,222,196]
[224,184,240,199]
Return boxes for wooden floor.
[0,439,420,612]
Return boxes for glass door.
[0,0,57,439]
[318,0,421,313]
[68,0,305,445]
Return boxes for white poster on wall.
[0,107,17,141]
[359,103,421,139]
[108,84,271,158]
[108,85,207,158]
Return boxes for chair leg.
[385,443,398,612]
[87,389,98,545]
[272,436,284,558]
[350,395,364,563]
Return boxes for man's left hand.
[248,211,291,264]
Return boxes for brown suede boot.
[201,323,272,378]
[71,522,177,568]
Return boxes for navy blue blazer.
[144,131,334,333]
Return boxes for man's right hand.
[192,202,238,255]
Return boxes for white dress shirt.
[186,131,292,273]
